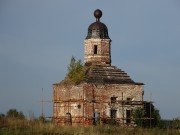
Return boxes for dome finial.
[94,9,102,22]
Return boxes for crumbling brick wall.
[53,82,143,126]
[84,39,111,65]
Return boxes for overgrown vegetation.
[0,118,180,135]
[132,107,147,127]
[172,117,180,129]
[6,109,25,119]
[61,56,85,85]
[132,104,161,128]
[0,109,180,134]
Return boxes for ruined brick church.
[53,9,145,126]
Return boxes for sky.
[0,0,180,120]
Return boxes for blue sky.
[0,0,180,119]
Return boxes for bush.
[132,107,147,127]
[132,104,161,128]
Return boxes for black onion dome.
[86,9,110,39]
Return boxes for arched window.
[65,113,72,125]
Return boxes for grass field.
[0,118,180,135]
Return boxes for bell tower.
[84,9,111,66]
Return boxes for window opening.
[94,45,97,54]
[110,109,117,119]
[110,109,117,125]
[126,97,132,105]
[93,112,100,125]
[126,110,132,124]
[65,113,72,125]
[77,104,81,109]
[111,96,117,103]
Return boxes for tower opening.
[94,45,98,54]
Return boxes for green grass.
[0,118,180,135]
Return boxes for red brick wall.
[53,82,143,126]
[84,39,111,65]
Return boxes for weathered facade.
[53,9,144,126]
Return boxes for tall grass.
[0,118,180,135]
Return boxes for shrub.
[132,104,161,128]
[132,107,147,127]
